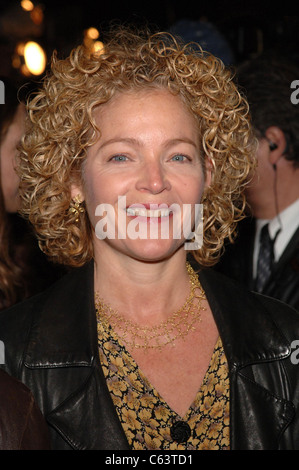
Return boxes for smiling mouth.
[126,207,173,218]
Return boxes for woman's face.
[0,103,25,213]
[72,88,210,263]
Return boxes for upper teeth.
[126,207,172,217]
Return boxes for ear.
[70,182,85,202]
[264,126,287,166]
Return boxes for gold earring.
[69,195,85,222]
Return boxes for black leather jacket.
[0,369,50,449]
[0,261,299,450]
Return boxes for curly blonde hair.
[18,27,256,268]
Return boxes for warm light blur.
[21,0,34,11]
[93,41,104,54]
[16,42,25,55]
[30,5,44,25]
[86,27,100,40]
[84,28,104,56]
[24,41,46,75]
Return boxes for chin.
[123,239,185,263]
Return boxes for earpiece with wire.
[268,141,278,171]
[270,141,283,234]
[269,142,278,152]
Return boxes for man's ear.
[265,126,287,167]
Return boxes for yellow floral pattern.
[97,321,230,450]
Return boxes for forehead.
[92,88,197,129]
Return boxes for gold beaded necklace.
[95,262,206,351]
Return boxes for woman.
[0,27,299,450]
[0,79,27,309]
[0,78,65,310]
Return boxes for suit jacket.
[216,217,299,311]
[0,260,299,450]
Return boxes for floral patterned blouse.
[97,320,230,450]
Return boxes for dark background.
[0,0,298,83]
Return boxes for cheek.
[0,145,18,187]
[249,159,267,188]
[182,176,205,204]
[83,179,105,222]
[82,172,129,225]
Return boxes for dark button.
[170,421,191,443]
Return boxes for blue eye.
[171,154,188,162]
[111,155,128,162]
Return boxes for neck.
[247,160,299,220]
[253,196,298,220]
[251,174,299,220]
[93,247,190,324]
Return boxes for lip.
[126,203,174,222]
[126,207,172,217]
[127,203,171,210]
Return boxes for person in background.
[216,56,299,311]
[0,79,52,450]
[0,89,24,214]
[169,18,235,65]
[0,79,25,309]
[0,27,299,451]
[0,77,65,310]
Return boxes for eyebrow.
[97,137,198,151]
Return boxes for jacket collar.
[24,260,291,371]
[197,267,291,370]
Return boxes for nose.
[135,159,171,194]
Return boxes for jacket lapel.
[230,369,295,449]
[46,359,130,450]
[198,268,290,366]
[198,268,294,449]
[23,261,130,450]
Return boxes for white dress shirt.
[252,198,299,279]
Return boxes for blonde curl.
[18,27,256,267]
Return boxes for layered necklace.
[95,262,206,351]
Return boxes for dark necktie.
[255,223,274,293]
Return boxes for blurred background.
[0,0,298,86]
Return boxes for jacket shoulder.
[0,292,42,374]
[0,263,91,324]
[199,266,299,362]
[0,263,94,374]
[203,264,299,321]
[254,291,299,342]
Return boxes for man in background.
[216,55,299,311]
